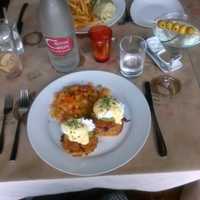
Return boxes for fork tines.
[19,90,30,107]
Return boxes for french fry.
[68,0,100,29]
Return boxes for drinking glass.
[89,25,112,62]
[0,19,23,79]
[119,35,146,77]
[153,11,200,49]
[0,19,14,52]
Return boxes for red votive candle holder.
[89,25,112,62]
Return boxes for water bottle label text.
[46,37,73,56]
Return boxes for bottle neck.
[39,0,75,36]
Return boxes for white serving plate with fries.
[70,0,126,34]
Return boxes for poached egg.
[61,118,95,145]
[93,96,124,124]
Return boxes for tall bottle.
[39,0,80,73]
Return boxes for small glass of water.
[119,35,146,77]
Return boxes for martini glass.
[153,11,200,49]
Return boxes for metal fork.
[0,95,13,153]
[10,90,30,160]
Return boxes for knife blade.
[17,3,29,35]
[144,81,167,157]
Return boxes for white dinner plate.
[76,0,126,34]
[27,71,151,176]
[130,0,185,28]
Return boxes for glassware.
[0,19,14,52]
[0,17,23,79]
[89,25,112,62]
[151,75,181,97]
[153,12,200,48]
[39,0,80,73]
[119,35,146,77]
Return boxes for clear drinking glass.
[0,19,23,79]
[0,19,14,52]
[119,35,146,77]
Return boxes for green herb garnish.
[99,96,117,110]
[66,119,82,129]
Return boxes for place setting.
[0,0,142,177]
[27,0,151,176]
[1,2,200,198]
[0,0,195,167]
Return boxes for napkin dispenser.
[146,36,183,73]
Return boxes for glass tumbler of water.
[119,35,146,77]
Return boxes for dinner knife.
[17,3,29,35]
[144,81,167,157]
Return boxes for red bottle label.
[46,36,73,56]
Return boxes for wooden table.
[1,0,200,199]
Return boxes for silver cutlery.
[144,81,167,157]
[17,3,29,35]
[0,95,13,153]
[10,90,30,160]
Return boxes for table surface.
[1,0,200,184]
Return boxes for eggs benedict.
[93,96,124,136]
[61,118,98,156]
